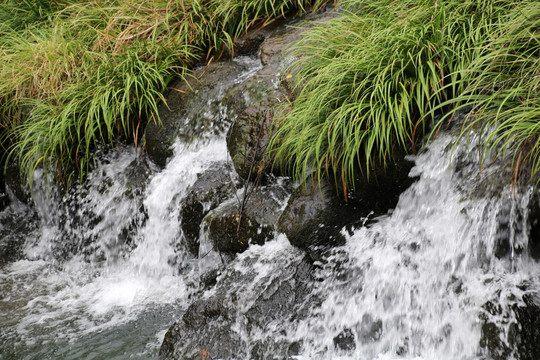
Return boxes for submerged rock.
[333,328,356,352]
[159,245,314,360]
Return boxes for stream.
[1,52,540,360]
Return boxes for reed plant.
[0,0,321,187]
[269,0,538,190]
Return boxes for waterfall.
[1,59,539,360]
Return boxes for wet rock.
[159,249,314,360]
[480,293,540,360]
[0,205,39,263]
[145,61,246,167]
[123,155,154,194]
[49,155,150,263]
[223,9,341,184]
[222,65,283,117]
[4,161,29,204]
[179,162,238,256]
[344,150,416,210]
[0,170,7,211]
[0,132,12,210]
[512,294,540,359]
[333,328,356,351]
[278,175,352,255]
[227,106,279,182]
[259,8,337,67]
[279,157,414,258]
[199,268,221,290]
[206,205,271,254]
[230,25,276,57]
[527,190,540,261]
[204,182,292,255]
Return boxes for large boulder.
[203,181,292,255]
[179,162,238,256]
[279,158,414,259]
[159,242,314,360]
[145,61,247,167]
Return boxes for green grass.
[269,0,539,191]
[437,1,540,185]
[0,0,323,187]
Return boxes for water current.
[1,54,539,360]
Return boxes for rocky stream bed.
[1,7,540,360]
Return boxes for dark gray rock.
[527,190,540,261]
[207,209,271,254]
[179,162,238,256]
[159,249,314,360]
[333,328,356,352]
[480,293,540,360]
[123,156,154,194]
[0,205,39,263]
[279,156,415,258]
[227,106,276,182]
[145,61,246,167]
[204,181,292,255]
[278,175,351,254]
[4,160,29,204]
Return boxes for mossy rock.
[203,182,292,255]
[227,106,282,182]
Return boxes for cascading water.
[286,132,539,360]
[1,54,539,360]
[0,55,262,360]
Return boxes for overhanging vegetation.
[269,0,539,190]
[0,0,322,186]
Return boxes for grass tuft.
[0,0,322,188]
[269,0,539,190]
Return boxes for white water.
[1,58,539,360]
[0,138,230,359]
[0,56,261,360]
[286,134,539,360]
